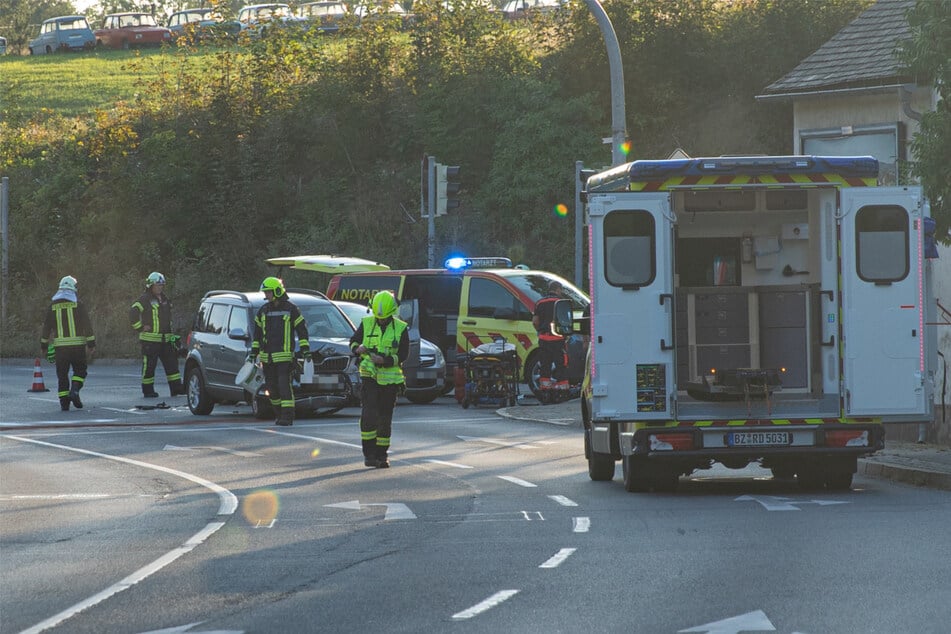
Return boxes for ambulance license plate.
[727,431,790,447]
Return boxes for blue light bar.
[443,256,513,270]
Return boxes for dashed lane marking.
[452,590,520,620]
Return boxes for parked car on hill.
[298,1,350,33]
[167,8,242,41]
[501,0,565,20]
[29,16,96,54]
[0,36,7,55]
[237,3,306,38]
[352,1,413,27]
[95,12,172,49]
[184,289,361,418]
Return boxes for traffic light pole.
[426,155,436,268]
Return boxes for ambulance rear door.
[589,194,676,420]
[839,187,929,418]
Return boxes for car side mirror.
[228,327,251,341]
[552,299,573,336]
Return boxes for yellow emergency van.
[268,255,590,396]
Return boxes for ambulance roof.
[587,155,880,193]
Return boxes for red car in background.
[95,12,172,49]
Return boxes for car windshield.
[504,273,589,311]
[301,3,346,17]
[300,304,355,338]
[120,14,158,27]
[59,18,90,30]
[185,11,211,23]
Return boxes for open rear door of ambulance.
[839,187,930,420]
[588,193,676,421]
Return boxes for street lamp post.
[582,0,627,167]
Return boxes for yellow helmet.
[260,276,285,298]
[370,290,398,319]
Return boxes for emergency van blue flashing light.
[445,257,470,270]
[443,256,514,270]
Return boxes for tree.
[899,0,951,244]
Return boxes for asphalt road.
[3,362,951,633]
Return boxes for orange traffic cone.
[28,358,50,393]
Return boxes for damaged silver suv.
[183,288,360,418]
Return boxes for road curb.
[857,459,951,491]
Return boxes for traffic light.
[436,163,461,216]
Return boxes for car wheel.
[251,394,273,420]
[524,351,546,398]
[185,366,214,415]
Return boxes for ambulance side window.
[468,278,530,320]
[855,205,908,283]
[604,210,655,288]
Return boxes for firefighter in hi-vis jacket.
[130,272,184,398]
[40,275,96,412]
[350,290,409,468]
[249,277,311,426]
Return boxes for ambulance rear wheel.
[586,431,615,481]
[622,455,648,492]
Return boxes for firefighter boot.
[69,386,83,409]
[170,382,185,397]
[143,384,159,398]
[275,407,294,426]
[60,396,70,412]
[376,439,390,469]
[362,435,379,467]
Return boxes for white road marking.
[498,475,537,488]
[256,428,361,449]
[101,407,148,415]
[425,459,474,469]
[572,517,591,533]
[3,435,237,634]
[539,548,576,569]
[325,500,417,520]
[679,609,776,633]
[548,495,577,506]
[138,620,244,633]
[2,418,119,427]
[457,435,538,449]
[0,494,154,501]
[452,590,520,620]
[736,495,850,511]
[162,444,262,457]
[520,511,544,521]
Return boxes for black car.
[183,288,360,418]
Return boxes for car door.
[458,275,535,369]
[220,304,253,394]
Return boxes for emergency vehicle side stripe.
[646,417,879,427]
[629,174,877,192]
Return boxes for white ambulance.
[581,155,938,492]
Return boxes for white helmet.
[59,276,77,292]
[146,271,166,288]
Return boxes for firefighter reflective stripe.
[131,294,174,342]
[358,316,407,384]
[628,173,877,192]
[43,302,95,348]
[253,302,310,364]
